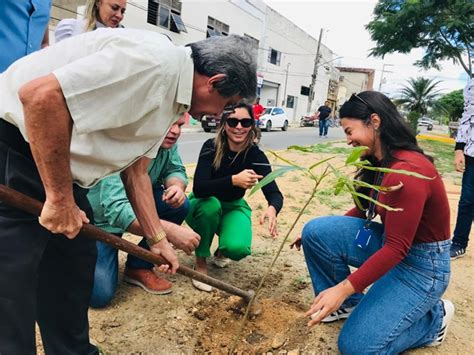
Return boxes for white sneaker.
[320,306,355,323]
[212,255,231,268]
[428,299,455,347]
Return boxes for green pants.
[186,193,252,260]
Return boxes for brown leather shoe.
[123,268,172,295]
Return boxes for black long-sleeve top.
[193,139,284,214]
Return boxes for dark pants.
[90,185,190,308]
[452,162,474,248]
[0,119,97,355]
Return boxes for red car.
[300,114,318,127]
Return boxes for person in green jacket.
[88,116,200,307]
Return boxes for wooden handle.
[0,184,253,301]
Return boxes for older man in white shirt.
[0,28,256,354]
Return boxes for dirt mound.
[194,294,308,353]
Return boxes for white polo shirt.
[0,28,193,187]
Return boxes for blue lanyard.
[366,171,384,221]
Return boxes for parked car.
[300,113,318,127]
[418,117,434,131]
[258,107,289,132]
[201,114,221,132]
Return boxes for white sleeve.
[52,38,177,134]
[54,19,79,42]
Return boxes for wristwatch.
[146,229,167,247]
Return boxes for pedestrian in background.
[55,0,127,42]
[317,100,332,138]
[451,77,474,259]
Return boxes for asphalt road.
[177,125,347,164]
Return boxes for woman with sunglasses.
[292,91,452,353]
[186,103,283,291]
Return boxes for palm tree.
[397,77,441,115]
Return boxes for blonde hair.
[212,104,258,170]
[83,0,101,32]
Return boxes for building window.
[286,95,295,108]
[300,86,310,96]
[147,0,187,33]
[268,48,281,66]
[207,16,229,37]
[244,34,259,51]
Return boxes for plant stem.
[229,169,328,353]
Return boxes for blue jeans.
[90,185,190,308]
[302,216,451,354]
[319,118,329,136]
[452,162,474,248]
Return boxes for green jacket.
[87,145,187,234]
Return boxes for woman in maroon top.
[293,91,453,353]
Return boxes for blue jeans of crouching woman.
[301,216,451,354]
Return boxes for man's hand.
[162,185,186,208]
[454,150,465,173]
[260,205,278,237]
[304,280,355,326]
[149,238,179,274]
[163,223,200,255]
[232,169,263,189]
[39,199,89,238]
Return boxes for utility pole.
[282,62,291,107]
[307,28,323,114]
[378,63,394,91]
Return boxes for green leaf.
[334,177,346,195]
[308,156,337,171]
[345,146,369,164]
[248,166,301,197]
[360,165,434,180]
[351,191,403,212]
[267,151,301,168]
[352,180,398,193]
[287,145,314,152]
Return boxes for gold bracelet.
[146,229,167,247]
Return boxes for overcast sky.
[263,0,469,97]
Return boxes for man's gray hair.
[188,35,257,100]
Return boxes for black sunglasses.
[350,93,376,113]
[226,117,253,128]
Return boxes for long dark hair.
[339,91,431,208]
[212,103,258,169]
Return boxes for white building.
[51,0,340,122]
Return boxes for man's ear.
[207,74,227,92]
[370,113,381,130]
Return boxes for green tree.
[366,0,474,77]
[433,89,464,122]
[397,77,441,115]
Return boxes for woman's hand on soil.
[304,280,355,326]
[260,205,278,237]
[232,169,263,189]
[289,234,302,251]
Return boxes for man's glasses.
[226,117,253,128]
[350,93,376,113]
